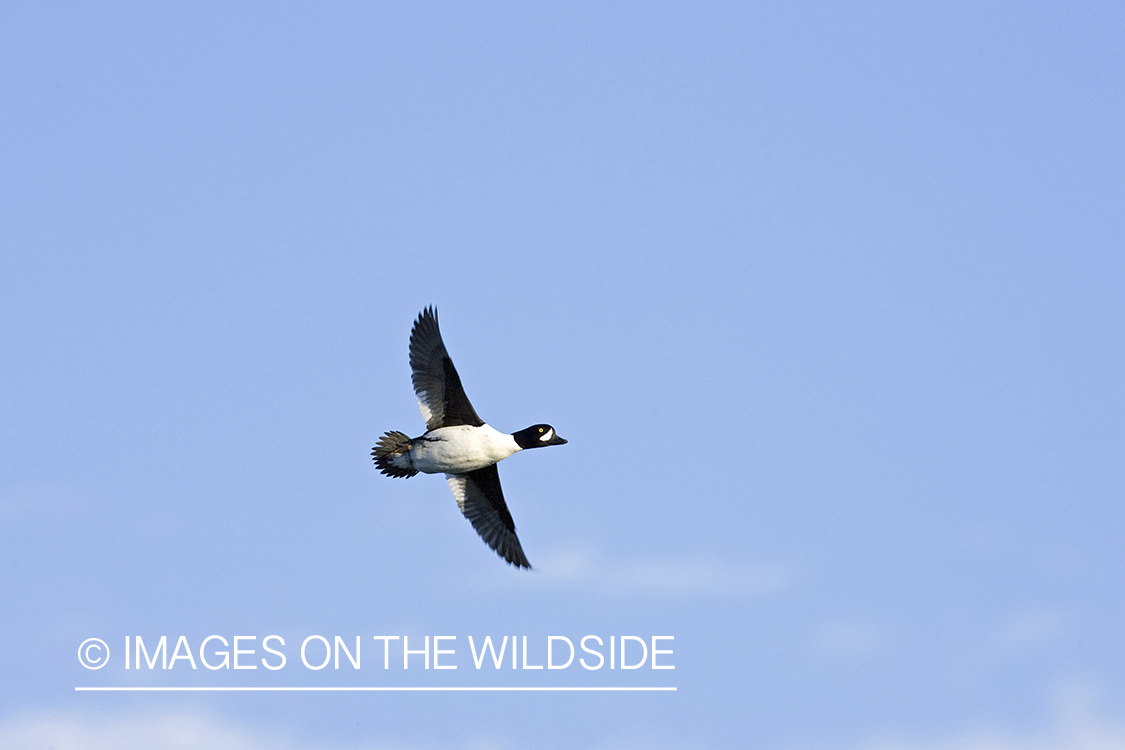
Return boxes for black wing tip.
[409,307,440,346]
[506,554,533,570]
[409,306,444,362]
[415,305,438,328]
[495,542,532,569]
[465,522,533,569]
[495,529,532,570]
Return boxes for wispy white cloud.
[481,546,796,598]
[0,710,274,750]
[851,684,1125,750]
[940,608,1072,690]
[3,685,1122,750]
[0,710,419,750]
[856,724,1125,750]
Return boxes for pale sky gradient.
[1,3,1122,749]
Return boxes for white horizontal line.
[75,686,675,692]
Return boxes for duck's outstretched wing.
[409,306,485,430]
[446,465,531,569]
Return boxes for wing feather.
[445,465,531,569]
[409,307,484,429]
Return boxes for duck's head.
[513,424,568,449]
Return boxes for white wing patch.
[446,474,470,513]
[539,427,554,442]
[416,395,438,427]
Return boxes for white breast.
[410,424,521,474]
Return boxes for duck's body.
[372,307,566,569]
[380,424,520,475]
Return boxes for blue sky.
[1,3,1122,749]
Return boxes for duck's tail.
[372,431,418,478]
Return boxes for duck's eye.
[538,428,544,433]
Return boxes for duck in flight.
[373,306,566,568]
